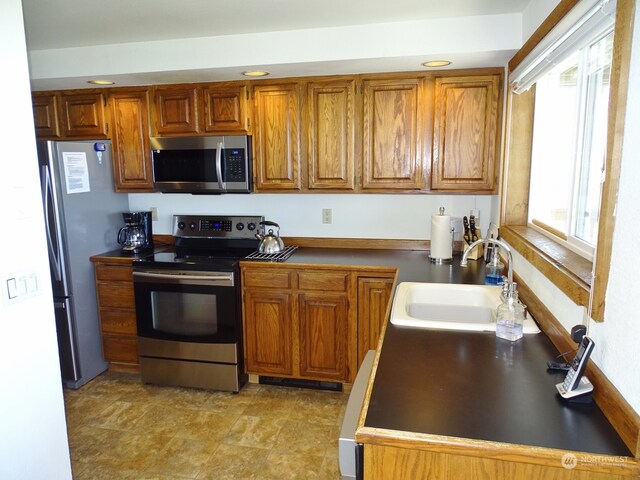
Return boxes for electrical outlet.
[150,207,158,221]
[322,208,332,224]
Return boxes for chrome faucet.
[460,237,516,299]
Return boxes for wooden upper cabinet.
[151,85,199,135]
[306,79,356,190]
[202,84,249,133]
[431,74,502,192]
[362,76,426,190]
[32,92,61,138]
[253,83,302,190]
[59,91,108,138]
[109,89,153,192]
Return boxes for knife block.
[463,232,484,260]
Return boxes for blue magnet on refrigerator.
[94,142,106,164]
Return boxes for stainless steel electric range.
[132,214,266,392]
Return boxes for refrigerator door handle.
[42,165,63,282]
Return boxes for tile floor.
[64,372,349,479]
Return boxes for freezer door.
[39,144,69,298]
[54,297,81,383]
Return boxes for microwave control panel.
[223,149,246,182]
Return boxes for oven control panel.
[173,215,264,239]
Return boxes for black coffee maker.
[117,211,153,254]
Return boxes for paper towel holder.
[429,207,454,264]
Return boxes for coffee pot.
[118,211,153,254]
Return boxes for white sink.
[390,282,540,334]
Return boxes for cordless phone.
[555,336,594,399]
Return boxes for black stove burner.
[134,251,243,272]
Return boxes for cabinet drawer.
[243,269,291,289]
[298,271,348,292]
[100,309,137,335]
[95,263,133,282]
[97,282,135,309]
[102,334,139,364]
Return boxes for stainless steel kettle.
[255,221,285,254]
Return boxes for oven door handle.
[133,270,234,286]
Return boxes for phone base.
[556,376,594,399]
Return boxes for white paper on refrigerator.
[62,152,91,194]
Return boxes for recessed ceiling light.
[242,70,270,77]
[87,79,115,85]
[421,60,452,68]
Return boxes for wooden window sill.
[500,225,591,308]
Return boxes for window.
[528,29,614,259]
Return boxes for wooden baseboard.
[107,362,140,374]
[515,272,640,458]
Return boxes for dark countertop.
[90,246,166,263]
[366,328,630,455]
[286,247,485,284]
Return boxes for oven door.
[133,269,238,344]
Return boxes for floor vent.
[259,376,343,392]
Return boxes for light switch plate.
[2,271,40,305]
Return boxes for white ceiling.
[21,0,531,89]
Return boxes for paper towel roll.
[431,213,453,260]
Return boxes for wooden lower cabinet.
[299,292,349,381]
[363,444,636,479]
[242,264,395,384]
[357,275,394,367]
[243,289,294,376]
[242,264,357,383]
[92,260,139,370]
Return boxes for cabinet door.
[32,93,60,138]
[253,83,302,190]
[152,86,199,135]
[299,292,349,381]
[431,75,501,192]
[362,77,426,190]
[109,89,153,192]
[357,277,394,367]
[203,84,249,133]
[307,80,356,190]
[243,289,294,376]
[59,92,108,138]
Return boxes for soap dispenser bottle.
[496,283,525,341]
[485,244,504,285]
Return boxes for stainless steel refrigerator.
[38,140,129,388]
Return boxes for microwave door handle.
[216,141,226,191]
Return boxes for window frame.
[501,0,634,321]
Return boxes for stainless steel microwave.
[150,135,252,194]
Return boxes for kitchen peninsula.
[349,256,638,479]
